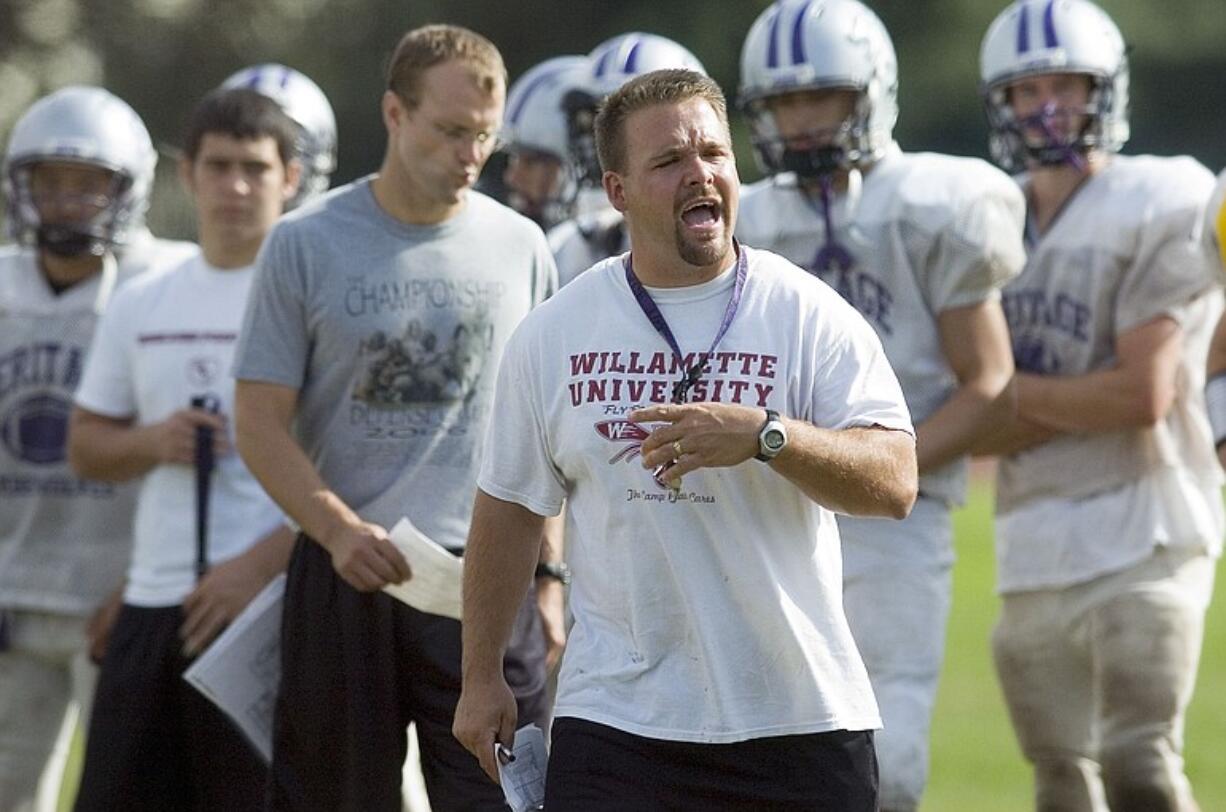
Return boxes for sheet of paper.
[383,517,463,620]
[496,723,548,812]
[182,574,285,762]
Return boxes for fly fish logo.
[187,356,220,388]
[594,419,651,464]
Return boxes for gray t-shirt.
[233,177,557,548]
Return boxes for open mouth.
[679,197,722,233]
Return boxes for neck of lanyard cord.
[624,244,748,403]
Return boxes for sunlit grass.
[924,483,1226,810]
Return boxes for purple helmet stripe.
[766,6,782,69]
[624,41,642,73]
[791,0,817,65]
[508,69,560,125]
[594,48,614,77]
[1016,2,1031,53]
[1043,0,1059,48]
[278,65,292,89]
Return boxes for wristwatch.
[755,409,788,462]
[535,561,572,586]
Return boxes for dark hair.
[182,88,300,166]
[595,69,729,175]
[386,24,505,109]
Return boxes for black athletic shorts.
[74,604,267,811]
[544,717,878,811]
[268,533,548,811]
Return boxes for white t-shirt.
[994,155,1224,593]
[75,254,283,606]
[737,144,1026,506]
[478,246,914,743]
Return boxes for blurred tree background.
[1,0,1223,239]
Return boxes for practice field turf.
[57,483,1224,811]
[924,483,1226,811]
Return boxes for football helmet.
[502,56,590,227]
[3,86,156,257]
[566,32,707,186]
[221,63,337,208]
[980,0,1129,172]
[739,0,898,180]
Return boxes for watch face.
[764,428,785,451]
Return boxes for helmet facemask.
[562,88,602,189]
[7,160,136,257]
[985,73,1117,172]
[744,89,876,182]
[503,145,581,232]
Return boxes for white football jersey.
[1204,169,1226,279]
[0,236,189,614]
[548,205,630,289]
[994,154,1223,592]
[737,144,1026,505]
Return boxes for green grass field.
[58,482,1223,810]
[924,483,1226,811]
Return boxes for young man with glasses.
[232,24,559,810]
[454,69,917,811]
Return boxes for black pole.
[191,394,220,581]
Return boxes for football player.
[0,85,193,809]
[977,1,1222,808]
[735,2,1024,809]
[548,32,707,287]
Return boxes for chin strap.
[807,169,860,274]
[36,225,105,258]
[1026,102,1089,172]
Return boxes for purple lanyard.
[624,244,748,403]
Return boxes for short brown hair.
[594,69,729,175]
[386,24,506,109]
[183,88,299,166]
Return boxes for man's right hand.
[149,407,230,465]
[320,522,412,592]
[453,674,519,784]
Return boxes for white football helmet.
[221,63,337,208]
[502,55,590,227]
[980,0,1129,171]
[3,86,156,256]
[565,32,707,186]
[739,0,898,179]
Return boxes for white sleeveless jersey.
[548,205,630,289]
[737,144,1026,505]
[0,235,192,614]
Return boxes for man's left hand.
[631,402,763,481]
[180,556,270,656]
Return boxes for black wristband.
[535,561,572,585]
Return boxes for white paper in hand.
[495,724,548,812]
[383,517,463,620]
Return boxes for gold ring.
[672,440,684,459]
